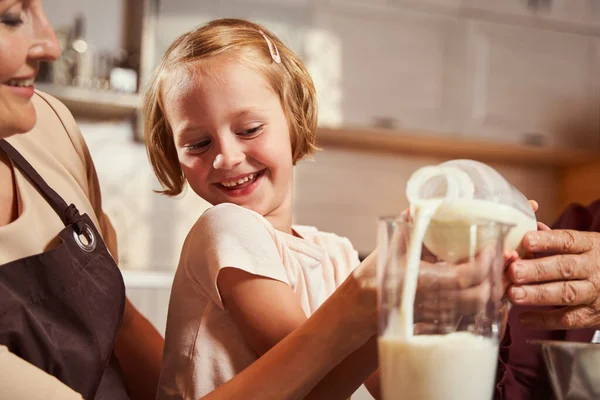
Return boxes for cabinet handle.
[525,0,552,12]
[522,132,546,147]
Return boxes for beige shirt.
[0,91,118,399]
[157,203,360,400]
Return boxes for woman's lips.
[3,83,35,99]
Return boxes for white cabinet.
[145,0,600,150]
[392,0,463,10]
[328,0,391,8]
[543,0,600,26]
[463,0,545,18]
[464,21,599,149]
[463,0,600,28]
[233,0,313,5]
[311,4,466,134]
[155,0,314,67]
[337,0,463,9]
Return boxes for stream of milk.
[379,198,537,400]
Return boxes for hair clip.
[258,30,281,64]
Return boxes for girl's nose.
[213,139,246,170]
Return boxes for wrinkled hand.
[413,247,510,333]
[506,229,600,330]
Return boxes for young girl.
[143,19,379,399]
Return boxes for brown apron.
[0,140,130,399]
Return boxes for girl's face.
[163,55,295,230]
[0,0,60,138]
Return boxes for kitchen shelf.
[317,126,600,167]
[30,84,600,169]
[36,83,141,120]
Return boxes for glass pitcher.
[377,214,513,400]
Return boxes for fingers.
[517,306,600,330]
[529,200,539,213]
[520,224,549,260]
[521,230,595,254]
[423,247,496,291]
[537,222,550,231]
[415,281,491,328]
[417,282,490,312]
[414,322,438,334]
[507,255,590,284]
[504,250,519,265]
[507,280,596,306]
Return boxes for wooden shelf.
[317,126,600,167]
[36,83,141,120]
[29,86,600,169]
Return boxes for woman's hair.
[143,18,319,196]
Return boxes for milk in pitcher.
[378,160,537,400]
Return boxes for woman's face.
[0,0,59,138]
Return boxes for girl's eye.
[186,139,211,152]
[0,13,24,27]
[238,125,263,137]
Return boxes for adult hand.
[413,246,509,332]
[506,229,600,330]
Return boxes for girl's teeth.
[222,173,255,187]
[6,78,35,87]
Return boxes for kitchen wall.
[47,0,599,256]
[45,0,123,53]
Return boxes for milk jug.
[405,159,537,261]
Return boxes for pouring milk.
[378,160,537,400]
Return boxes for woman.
[0,1,163,399]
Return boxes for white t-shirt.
[157,203,360,399]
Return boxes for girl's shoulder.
[201,203,271,228]
[294,225,354,249]
[187,203,276,244]
[293,225,358,260]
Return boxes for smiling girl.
[0,1,164,399]
[143,19,380,399]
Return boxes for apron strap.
[0,139,86,233]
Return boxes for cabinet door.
[334,0,462,12]
[463,0,538,18]
[464,0,599,28]
[543,0,599,26]
[329,0,390,8]
[465,21,599,149]
[392,0,463,9]
[311,2,466,134]
[155,0,314,66]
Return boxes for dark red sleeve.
[494,200,600,399]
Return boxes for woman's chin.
[0,106,37,137]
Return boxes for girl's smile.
[214,169,267,197]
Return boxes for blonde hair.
[143,18,319,196]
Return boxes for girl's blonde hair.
[143,18,319,196]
